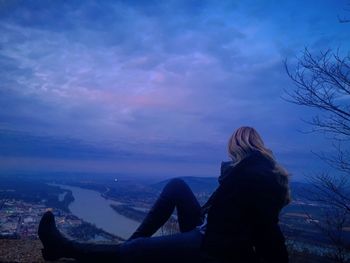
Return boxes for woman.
[38,126,290,263]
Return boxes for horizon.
[1,0,349,182]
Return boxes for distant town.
[0,199,119,242]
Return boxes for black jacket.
[201,151,290,263]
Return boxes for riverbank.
[110,204,147,222]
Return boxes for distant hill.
[151,176,218,194]
[152,176,309,198]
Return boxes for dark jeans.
[129,178,203,239]
[118,178,206,263]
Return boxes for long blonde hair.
[228,126,274,163]
[228,126,291,204]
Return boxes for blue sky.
[0,0,349,181]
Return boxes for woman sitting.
[38,126,290,262]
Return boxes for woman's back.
[201,151,290,263]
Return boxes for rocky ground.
[0,239,336,263]
[0,239,75,263]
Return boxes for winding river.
[54,184,140,240]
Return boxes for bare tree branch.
[284,48,350,139]
[285,47,350,262]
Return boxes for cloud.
[0,0,348,179]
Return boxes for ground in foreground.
[0,239,75,263]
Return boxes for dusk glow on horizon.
[1,0,349,180]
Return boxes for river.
[54,184,140,240]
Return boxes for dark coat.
[201,151,290,263]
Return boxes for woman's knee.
[160,178,197,204]
[165,178,188,191]
[161,178,190,197]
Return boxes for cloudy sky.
[0,0,349,181]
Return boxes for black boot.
[38,210,73,260]
[38,211,121,262]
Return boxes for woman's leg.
[38,178,203,262]
[120,229,206,263]
[39,211,208,263]
[129,178,202,240]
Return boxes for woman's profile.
[38,126,290,263]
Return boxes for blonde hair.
[228,126,274,163]
[228,126,291,204]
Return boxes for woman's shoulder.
[232,151,276,176]
[222,151,289,190]
[239,151,291,205]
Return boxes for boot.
[38,211,120,262]
[38,210,73,260]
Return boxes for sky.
[0,0,349,181]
